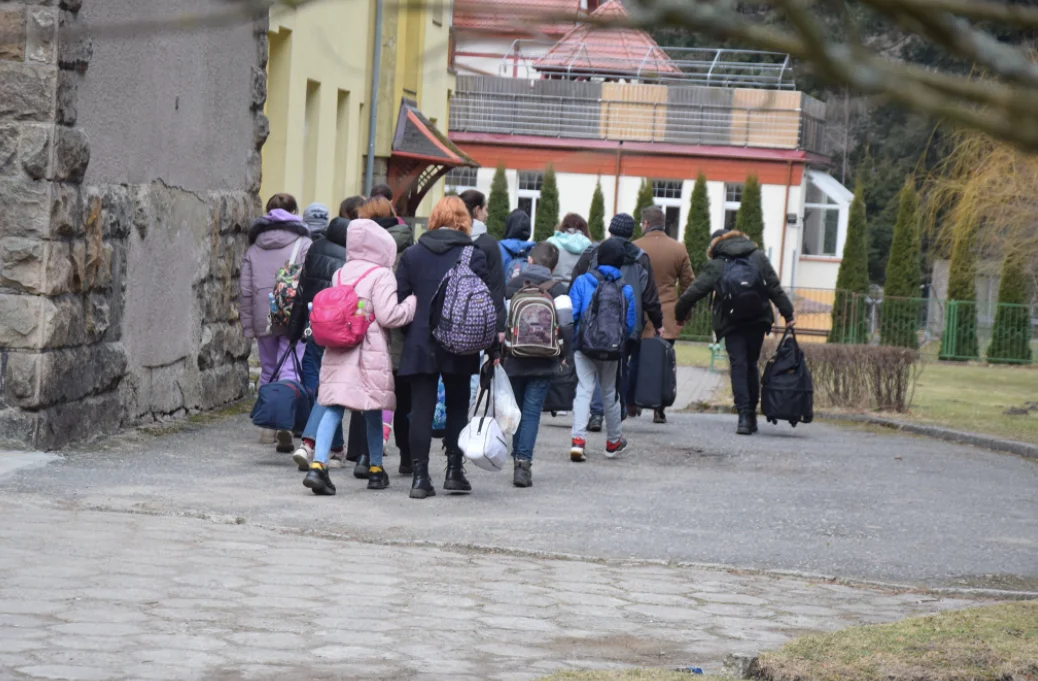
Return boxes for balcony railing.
[448,76,827,154]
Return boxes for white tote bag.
[459,385,509,472]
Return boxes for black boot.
[409,460,436,499]
[737,411,754,435]
[513,460,532,488]
[444,450,472,494]
[367,466,390,490]
[587,414,603,432]
[353,453,370,479]
[302,464,337,496]
[749,411,759,433]
[398,450,413,476]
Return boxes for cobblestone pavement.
[0,499,981,681]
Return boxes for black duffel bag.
[761,328,814,427]
[251,342,314,433]
[542,358,577,413]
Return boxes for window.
[652,179,683,239]
[724,183,743,231]
[801,177,842,256]
[518,171,543,218]
[518,171,543,192]
[445,166,477,192]
[652,180,682,200]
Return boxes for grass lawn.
[674,341,723,370]
[909,361,1038,444]
[757,602,1038,681]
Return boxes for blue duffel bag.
[251,343,313,433]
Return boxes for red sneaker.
[605,437,629,459]
[570,438,587,463]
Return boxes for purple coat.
[240,212,312,338]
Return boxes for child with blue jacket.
[567,238,636,462]
[499,209,537,281]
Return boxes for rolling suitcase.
[633,337,677,409]
[761,328,814,426]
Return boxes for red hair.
[428,196,472,235]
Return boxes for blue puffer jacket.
[569,265,636,343]
[499,209,536,281]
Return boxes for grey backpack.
[577,271,627,360]
[432,246,497,355]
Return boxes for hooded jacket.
[569,265,637,350]
[317,220,417,411]
[396,228,504,377]
[302,203,330,239]
[240,211,312,338]
[673,230,794,340]
[287,217,348,341]
[499,210,536,280]
[570,237,664,337]
[634,228,695,340]
[547,230,592,285]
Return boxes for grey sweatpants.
[571,351,622,442]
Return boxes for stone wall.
[0,1,268,449]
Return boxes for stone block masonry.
[0,2,269,449]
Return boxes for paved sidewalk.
[0,498,980,681]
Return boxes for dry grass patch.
[757,602,1038,681]
[538,671,727,681]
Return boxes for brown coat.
[634,229,695,339]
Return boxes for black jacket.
[673,230,794,340]
[503,264,571,378]
[474,232,507,332]
[396,229,505,377]
[287,218,348,341]
[570,237,664,336]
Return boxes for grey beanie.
[302,202,330,235]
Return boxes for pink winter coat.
[317,219,417,411]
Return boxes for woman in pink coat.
[303,219,417,496]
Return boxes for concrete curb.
[818,412,1038,460]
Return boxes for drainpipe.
[777,160,794,283]
[364,0,384,195]
[612,142,623,215]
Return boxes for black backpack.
[591,246,644,338]
[718,256,766,323]
[761,328,814,426]
[577,271,627,360]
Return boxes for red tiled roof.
[452,0,583,37]
[534,0,681,76]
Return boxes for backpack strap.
[350,266,380,289]
[288,238,303,265]
[535,280,556,294]
[460,245,475,267]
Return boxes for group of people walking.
[239,183,795,500]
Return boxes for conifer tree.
[588,180,606,242]
[986,253,1032,364]
[682,173,714,340]
[534,165,559,242]
[632,178,654,241]
[880,180,922,348]
[735,175,764,250]
[829,181,870,343]
[486,163,510,240]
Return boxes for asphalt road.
[3,410,1036,589]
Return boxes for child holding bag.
[302,219,417,495]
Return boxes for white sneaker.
[292,443,314,471]
[275,430,294,453]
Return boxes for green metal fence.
[679,288,1037,364]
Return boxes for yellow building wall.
[263,0,455,218]
[262,2,374,211]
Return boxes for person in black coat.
[395,196,505,500]
[286,216,349,469]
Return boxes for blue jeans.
[300,339,344,451]
[508,376,551,462]
[316,407,384,467]
[301,340,322,394]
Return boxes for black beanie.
[608,213,635,238]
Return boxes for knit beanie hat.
[598,238,625,268]
[608,213,635,238]
[302,202,330,235]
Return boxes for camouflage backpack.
[268,239,304,330]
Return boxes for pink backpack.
[309,267,379,349]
